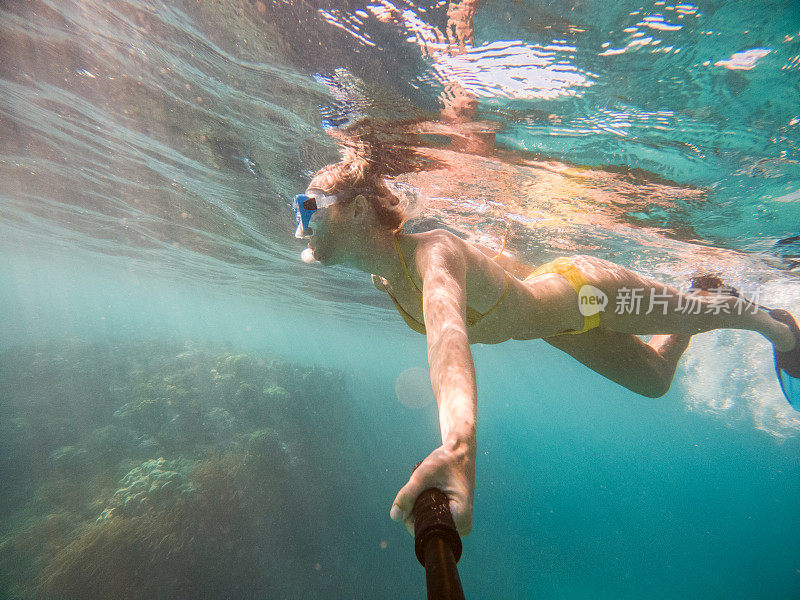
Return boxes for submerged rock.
[97,457,193,521]
[87,425,135,463]
[49,446,88,475]
[262,384,291,406]
[235,381,261,405]
[204,406,235,440]
[216,353,258,383]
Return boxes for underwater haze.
[2,0,800,598]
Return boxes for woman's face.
[305,193,352,265]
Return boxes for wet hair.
[308,118,443,231]
[308,163,406,231]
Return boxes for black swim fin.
[769,309,800,410]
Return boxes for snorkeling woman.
[292,151,800,537]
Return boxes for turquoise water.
[1,1,800,597]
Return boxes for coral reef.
[49,446,89,476]
[38,432,298,599]
[96,458,193,521]
[0,339,354,599]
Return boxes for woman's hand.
[390,439,476,537]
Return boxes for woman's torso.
[378,230,585,343]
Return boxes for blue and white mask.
[292,191,338,239]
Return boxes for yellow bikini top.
[382,234,510,335]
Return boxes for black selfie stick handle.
[412,486,465,600]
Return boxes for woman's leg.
[545,329,690,398]
[570,255,796,351]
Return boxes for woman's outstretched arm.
[390,233,477,536]
[422,235,476,448]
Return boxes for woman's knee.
[636,375,672,398]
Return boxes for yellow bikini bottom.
[526,257,601,335]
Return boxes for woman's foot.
[689,274,739,298]
[689,274,799,408]
[768,309,800,409]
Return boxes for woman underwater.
[292,0,800,536]
[292,140,800,536]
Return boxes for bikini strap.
[489,235,507,261]
[477,273,510,320]
[394,233,422,293]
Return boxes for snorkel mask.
[292,191,338,239]
[293,190,338,263]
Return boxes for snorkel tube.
[411,463,466,600]
[300,248,315,264]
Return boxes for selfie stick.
[412,485,466,600]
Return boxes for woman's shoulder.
[410,229,522,279]
[406,229,475,274]
[410,228,465,248]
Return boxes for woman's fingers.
[390,470,425,534]
[390,447,475,536]
[392,480,472,537]
[450,498,473,536]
